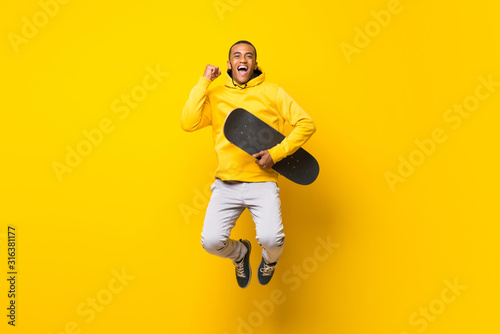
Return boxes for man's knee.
[257,234,285,251]
[201,234,228,254]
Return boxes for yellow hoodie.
[181,67,316,183]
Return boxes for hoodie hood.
[225,66,265,89]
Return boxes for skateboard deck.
[224,108,319,185]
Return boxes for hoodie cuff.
[268,145,286,164]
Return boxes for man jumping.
[181,40,316,288]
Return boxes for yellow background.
[1,0,499,333]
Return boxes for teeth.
[238,66,247,70]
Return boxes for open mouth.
[237,65,248,75]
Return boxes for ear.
[254,62,258,70]
[227,60,231,69]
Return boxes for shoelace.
[235,261,246,278]
[259,263,276,276]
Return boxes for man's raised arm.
[180,65,221,132]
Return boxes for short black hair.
[228,40,257,61]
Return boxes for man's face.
[227,43,258,86]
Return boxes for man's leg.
[246,181,285,264]
[201,179,253,288]
[201,179,247,262]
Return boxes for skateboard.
[223,108,319,185]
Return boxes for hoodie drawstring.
[232,77,247,89]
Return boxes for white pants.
[201,178,285,264]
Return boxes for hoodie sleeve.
[268,87,316,163]
[180,76,213,132]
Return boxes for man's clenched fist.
[203,65,221,81]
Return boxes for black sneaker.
[235,239,251,288]
[258,258,277,285]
